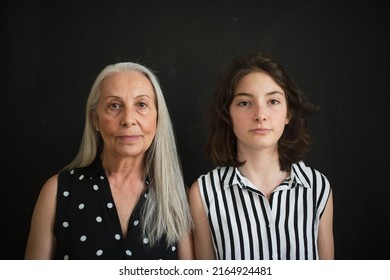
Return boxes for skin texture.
[189,71,334,260]
[25,71,194,259]
[94,71,157,162]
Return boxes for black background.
[2,0,389,259]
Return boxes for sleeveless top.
[54,158,178,260]
[198,161,331,260]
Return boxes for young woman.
[189,50,333,260]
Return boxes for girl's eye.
[238,100,250,107]
[269,99,280,105]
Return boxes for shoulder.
[58,166,87,180]
[293,161,329,183]
[57,164,96,188]
[41,174,59,195]
[292,161,331,197]
[196,166,237,195]
[189,180,200,201]
[197,166,233,182]
[190,167,222,200]
[35,174,59,210]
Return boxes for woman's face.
[229,71,289,154]
[93,71,157,160]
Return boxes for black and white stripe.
[198,161,331,260]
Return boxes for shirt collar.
[81,156,151,186]
[224,163,309,190]
[83,156,105,179]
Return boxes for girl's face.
[93,71,157,160]
[229,71,289,154]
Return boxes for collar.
[81,156,151,186]
[223,162,309,191]
[82,156,105,179]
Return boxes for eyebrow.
[104,94,152,101]
[233,91,284,97]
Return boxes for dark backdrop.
[3,0,389,259]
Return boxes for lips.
[250,128,270,134]
[117,135,142,142]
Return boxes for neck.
[237,147,288,198]
[99,151,144,178]
[237,145,280,172]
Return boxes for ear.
[285,111,291,125]
[90,110,99,130]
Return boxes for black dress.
[54,158,178,260]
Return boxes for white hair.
[65,62,192,246]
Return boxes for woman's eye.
[238,101,250,106]
[269,99,280,105]
[137,102,147,108]
[110,103,120,109]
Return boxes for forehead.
[100,71,155,97]
[235,71,283,93]
[236,71,279,88]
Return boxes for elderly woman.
[25,62,193,260]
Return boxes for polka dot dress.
[54,158,178,260]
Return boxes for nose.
[253,104,267,122]
[121,107,136,127]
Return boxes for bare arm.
[318,189,334,260]
[24,175,58,259]
[177,231,194,260]
[188,181,216,260]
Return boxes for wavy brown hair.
[206,50,319,172]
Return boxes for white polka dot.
[107,202,113,209]
[78,203,84,210]
[126,250,132,256]
[80,235,87,242]
[144,193,148,198]
[143,237,149,244]
[100,176,104,180]
[96,216,102,222]
[96,250,103,256]
[70,170,74,175]
[171,246,176,251]
[93,185,99,191]
[79,175,84,180]
[64,255,69,260]
[63,191,69,197]
[62,221,69,228]
[133,220,139,226]
[115,234,121,240]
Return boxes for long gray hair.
[65,62,192,246]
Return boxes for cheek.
[231,113,247,129]
[230,111,241,125]
[98,118,119,136]
[231,117,244,135]
[274,108,289,125]
[229,109,239,123]
[143,115,157,134]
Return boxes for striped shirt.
[198,161,331,260]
